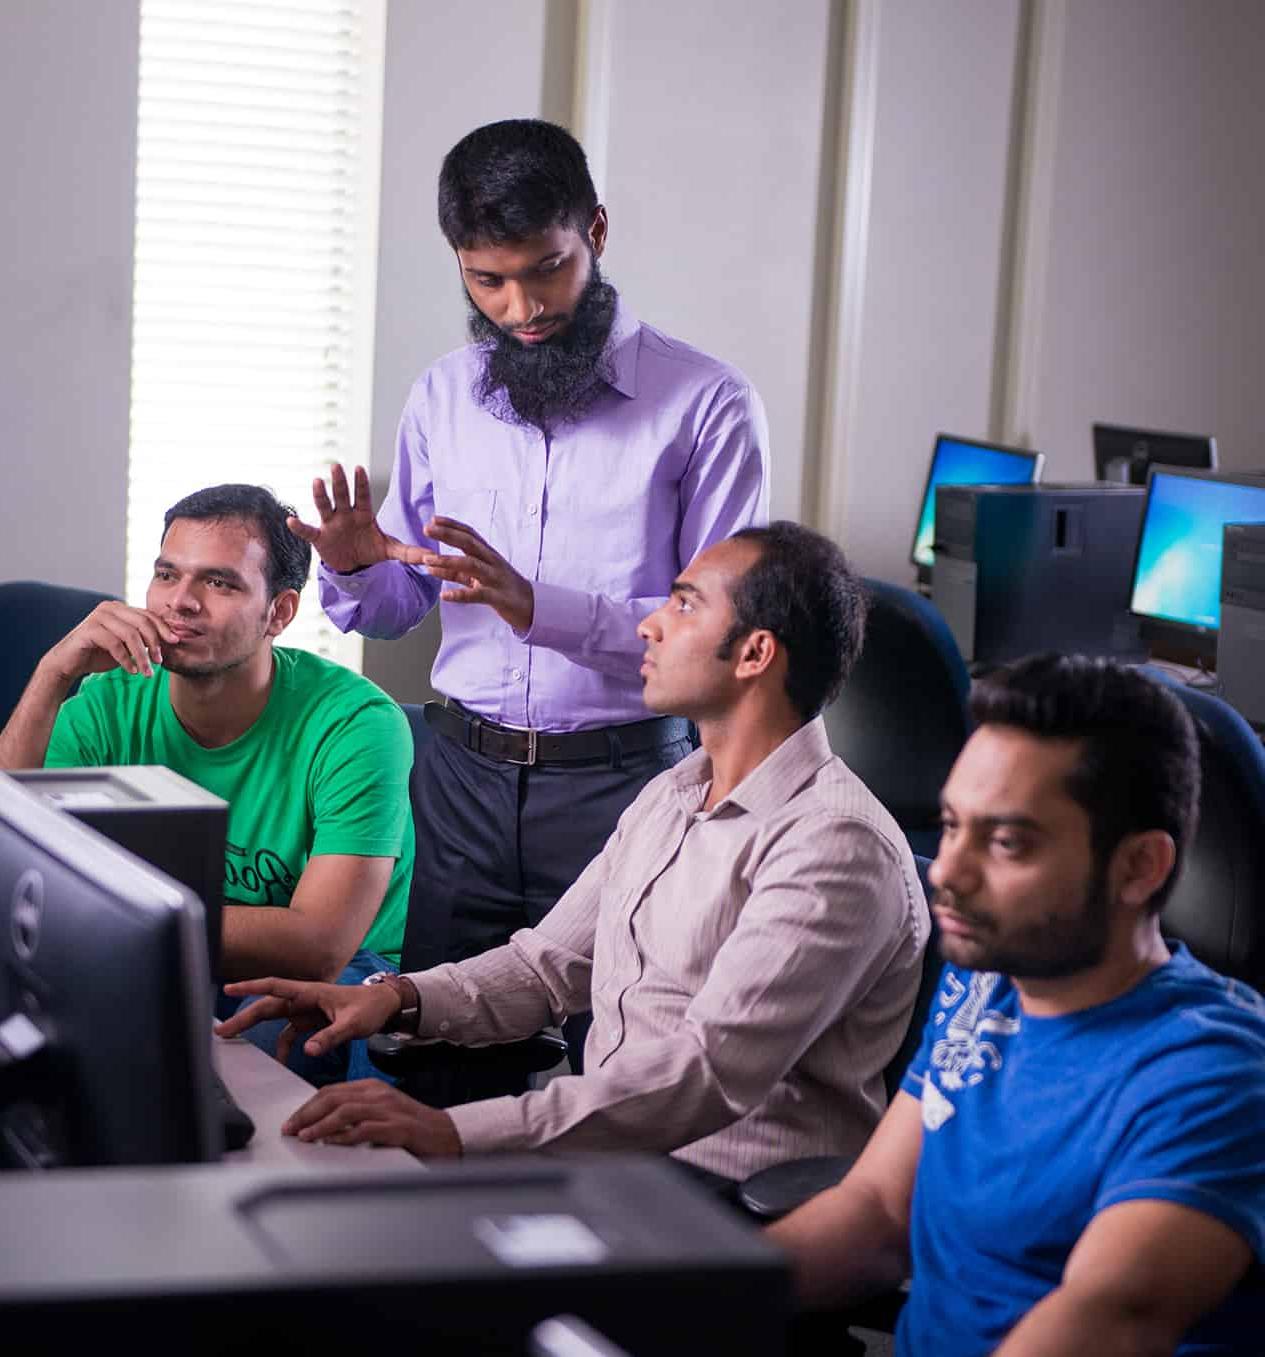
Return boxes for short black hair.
[438,119,599,249]
[970,654,1201,913]
[720,521,867,722]
[162,484,311,597]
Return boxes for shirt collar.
[669,717,836,818]
[602,296,640,399]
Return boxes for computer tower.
[932,483,1146,665]
[0,1157,790,1354]
[1217,522,1265,728]
[8,765,227,980]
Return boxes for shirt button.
[511,668,523,681]
[528,504,539,516]
[439,1020,450,1033]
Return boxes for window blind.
[126,0,385,671]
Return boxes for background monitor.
[1128,467,1265,667]
[0,773,218,1169]
[1093,422,1217,485]
[910,433,1044,579]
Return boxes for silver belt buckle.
[502,722,539,766]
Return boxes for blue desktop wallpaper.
[1131,473,1265,629]
[912,439,1040,567]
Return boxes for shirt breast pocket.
[432,487,499,553]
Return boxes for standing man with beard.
[294,120,769,1088]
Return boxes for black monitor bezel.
[1127,464,1265,668]
[0,774,219,1169]
[909,432,1045,578]
[1092,422,1218,484]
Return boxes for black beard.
[467,264,618,432]
[934,858,1115,982]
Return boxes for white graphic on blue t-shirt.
[930,971,1021,1092]
[920,1078,956,1130]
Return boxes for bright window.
[126,0,385,670]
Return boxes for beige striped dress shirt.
[406,716,930,1180]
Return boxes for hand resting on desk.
[217,976,462,1159]
[279,1079,462,1158]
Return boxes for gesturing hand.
[281,1080,463,1159]
[420,516,536,634]
[45,601,181,684]
[216,975,400,1065]
[288,464,430,575]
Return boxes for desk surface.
[213,1034,421,1172]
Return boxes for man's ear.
[733,629,779,681]
[589,205,609,259]
[1112,829,1177,912]
[266,589,301,638]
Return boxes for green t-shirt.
[45,646,413,967]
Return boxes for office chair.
[0,579,119,727]
[367,702,567,1099]
[1143,667,1265,992]
[822,579,971,857]
[737,854,940,1223]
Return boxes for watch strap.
[363,971,421,1036]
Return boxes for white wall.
[4,0,1264,700]
[0,0,140,594]
[825,0,1024,581]
[1011,0,1265,477]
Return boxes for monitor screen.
[911,434,1044,570]
[1130,470,1265,634]
[1093,423,1217,485]
[0,774,219,1169]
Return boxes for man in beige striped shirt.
[221,521,930,1185]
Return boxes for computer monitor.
[910,433,1045,583]
[1093,422,1217,485]
[0,773,219,1169]
[8,766,227,982]
[1128,467,1265,668]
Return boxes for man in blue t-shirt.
[770,654,1265,1356]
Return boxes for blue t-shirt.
[897,945,1265,1356]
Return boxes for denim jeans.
[218,947,397,1087]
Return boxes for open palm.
[288,464,426,574]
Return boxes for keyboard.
[210,1069,256,1151]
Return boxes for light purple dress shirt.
[319,300,770,731]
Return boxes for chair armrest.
[738,1154,856,1221]
[366,1030,568,1078]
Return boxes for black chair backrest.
[1144,669,1265,992]
[883,853,941,1100]
[822,579,971,858]
[0,580,119,727]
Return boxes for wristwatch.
[362,971,421,1036]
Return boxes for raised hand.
[217,975,401,1064]
[420,516,536,633]
[45,601,181,683]
[287,464,429,575]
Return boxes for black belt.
[424,700,690,767]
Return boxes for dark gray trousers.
[400,721,693,1103]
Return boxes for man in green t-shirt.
[0,483,415,1084]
